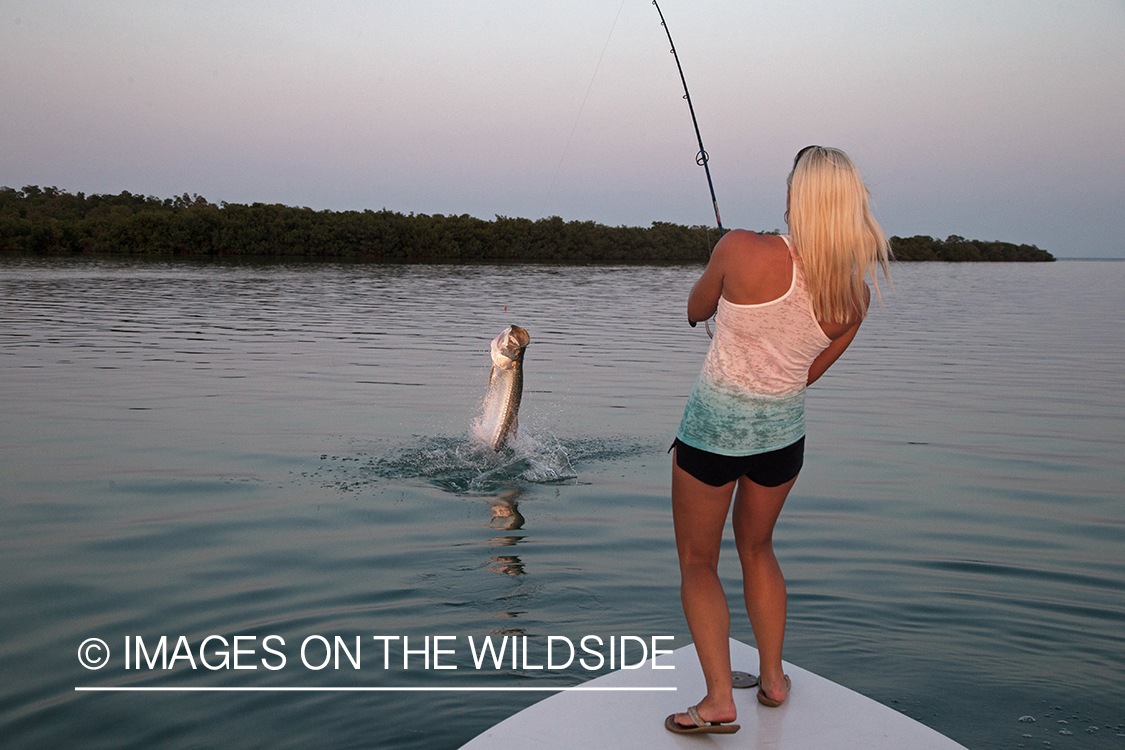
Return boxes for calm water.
[1,256,1123,749]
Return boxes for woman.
[665,146,891,734]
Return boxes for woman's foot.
[669,696,737,729]
[666,702,740,734]
[756,674,791,707]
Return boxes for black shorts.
[671,437,805,488]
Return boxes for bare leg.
[670,453,738,726]
[732,474,796,704]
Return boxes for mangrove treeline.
[889,233,1053,262]
[1,186,1054,262]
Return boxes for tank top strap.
[779,234,799,260]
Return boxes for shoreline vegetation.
[1,186,1054,263]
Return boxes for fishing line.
[541,0,629,217]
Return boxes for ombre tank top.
[677,235,832,456]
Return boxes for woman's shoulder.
[711,231,794,304]
[713,231,791,271]
[716,228,778,246]
[713,230,788,259]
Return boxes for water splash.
[330,431,650,496]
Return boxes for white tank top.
[677,235,832,456]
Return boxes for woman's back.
[711,235,831,393]
[718,231,794,306]
[693,229,859,342]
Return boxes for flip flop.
[732,670,758,689]
[664,704,741,734]
[757,674,791,707]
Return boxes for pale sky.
[3,0,1123,257]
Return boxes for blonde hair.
[787,146,891,324]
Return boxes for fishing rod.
[652,0,722,337]
[652,0,724,239]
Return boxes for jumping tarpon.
[477,325,530,451]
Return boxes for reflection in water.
[487,555,525,576]
[486,534,524,547]
[486,489,525,530]
[485,531,526,575]
[484,492,528,621]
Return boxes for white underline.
[75,686,677,692]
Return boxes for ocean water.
[0,256,1122,749]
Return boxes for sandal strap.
[687,704,707,727]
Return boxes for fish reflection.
[480,490,529,613]
[489,627,526,635]
[486,488,525,530]
[487,555,526,576]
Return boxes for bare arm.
[688,230,774,325]
[806,319,861,386]
[806,284,871,386]
[686,242,727,325]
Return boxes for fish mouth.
[502,325,530,351]
[491,325,530,365]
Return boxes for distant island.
[1,186,1054,263]
[888,234,1053,262]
